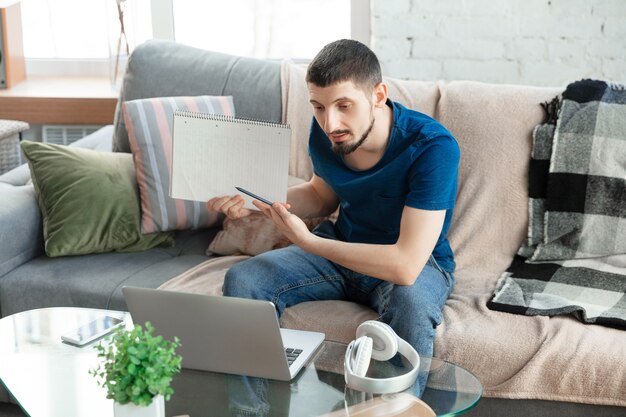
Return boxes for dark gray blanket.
[489,79,626,329]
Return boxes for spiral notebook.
[170,110,291,208]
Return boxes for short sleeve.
[406,135,460,210]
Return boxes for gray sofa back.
[0,41,284,317]
[113,40,283,152]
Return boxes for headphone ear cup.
[352,336,373,377]
[356,321,399,362]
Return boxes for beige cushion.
[432,81,626,407]
[437,81,563,273]
[206,212,292,256]
[206,176,329,256]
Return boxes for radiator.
[42,125,101,145]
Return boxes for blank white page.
[170,111,291,208]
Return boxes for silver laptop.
[122,286,325,381]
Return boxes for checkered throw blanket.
[488,79,626,329]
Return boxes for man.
[208,39,459,359]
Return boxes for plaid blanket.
[488,79,626,329]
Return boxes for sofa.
[0,40,624,417]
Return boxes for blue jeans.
[223,221,455,358]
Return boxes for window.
[20,0,152,76]
[23,0,106,59]
[171,0,351,60]
[19,0,368,76]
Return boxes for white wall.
[370,0,625,86]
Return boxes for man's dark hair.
[306,39,382,92]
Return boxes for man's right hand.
[207,195,252,220]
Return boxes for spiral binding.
[174,110,290,129]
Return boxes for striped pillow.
[123,96,235,233]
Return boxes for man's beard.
[331,116,375,156]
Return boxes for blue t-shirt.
[309,100,460,272]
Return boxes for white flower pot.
[113,395,165,417]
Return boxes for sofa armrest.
[0,125,113,276]
[0,183,43,277]
[0,125,114,187]
[69,125,114,151]
[0,163,31,186]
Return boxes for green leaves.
[89,322,182,406]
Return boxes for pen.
[235,187,274,206]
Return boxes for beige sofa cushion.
[439,81,562,273]
[206,176,323,256]
[434,81,626,407]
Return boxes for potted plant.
[90,322,182,417]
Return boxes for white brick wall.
[370,0,626,86]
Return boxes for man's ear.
[373,82,388,108]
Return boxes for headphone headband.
[344,324,420,394]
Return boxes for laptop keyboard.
[285,348,303,367]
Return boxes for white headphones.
[344,321,420,394]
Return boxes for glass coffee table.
[0,307,482,416]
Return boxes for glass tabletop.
[0,307,482,417]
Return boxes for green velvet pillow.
[21,141,174,257]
